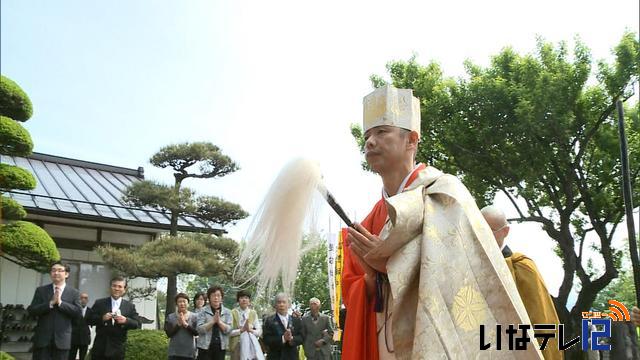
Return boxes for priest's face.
[364,126,414,174]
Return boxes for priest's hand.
[347,223,388,273]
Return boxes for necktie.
[54,287,61,305]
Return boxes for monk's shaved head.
[481,205,510,248]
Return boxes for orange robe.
[341,165,425,360]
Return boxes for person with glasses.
[69,292,92,360]
[196,286,232,360]
[28,261,82,360]
[481,205,562,360]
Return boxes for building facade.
[0,152,222,355]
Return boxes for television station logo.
[479,299,630,352]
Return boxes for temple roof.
[1,152,223,235]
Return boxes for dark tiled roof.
[1,153,223,234]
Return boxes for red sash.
[341,164,425,360]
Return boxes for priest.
[342,85,543,359]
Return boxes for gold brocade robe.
[364,166,543,359]
[505,253,563,360]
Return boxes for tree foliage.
[98,233,239,279]
[356,32,640,341]
[294,238,331,314]
[195,196,249,227]
[150,142,239,181]
[0,116,33,156]
[0,76,58,272]
[123,330,168,360]
[0,75,33,121]
[104,142,248,315]
[0,163,37,191]
[185,274,240,310]
[1,196,27,220]
[593,238,637,312]
[0,221,60,273]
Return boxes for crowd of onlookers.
[166,287,334,360]
[26,261,335,360]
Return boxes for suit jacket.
[71,306,92,346]
[87,297,140,358]
[301,313,334,359]
[263,313,303,360]
[27,283,82,350]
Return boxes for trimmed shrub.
[1,195,26,220]
[0,221,59,273]
[124,330,169,360]
[0,115,33,156]
[0,75,33,121]
[0,163,36,190]
[0,351,16,360]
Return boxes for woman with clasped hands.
[165,293,199,359]
[197,286,233,360]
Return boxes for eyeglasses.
[50,269,67,273]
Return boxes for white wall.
[1,245,158,330]
[43,223,153,247]
[0,258,42,305]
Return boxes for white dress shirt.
[111,297,122,314]
[277,313,289,329]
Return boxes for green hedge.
[0,351,16,360]
[1,195,26,220]
[0,163,36,190]
[0,221,59,273]
[0,115,33,156]
[125,330,168,360]
[0,76,32,121]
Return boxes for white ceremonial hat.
[363,84,421,136]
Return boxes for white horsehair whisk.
[235,158,353,298]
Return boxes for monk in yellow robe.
[481,205,563,360]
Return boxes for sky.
[2,0,639,301]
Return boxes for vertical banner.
[327,232,337,318]
[333,229,345,340]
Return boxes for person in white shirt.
[262,293,303,360]
[87,276,140,360]
[28,262,82,360]
[229,290,263,360]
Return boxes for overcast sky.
[2,0,639,302]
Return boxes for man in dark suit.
[262,293,303,360]
[28,261,82,360]
[69,292,91,360]
[87,276,140,360]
